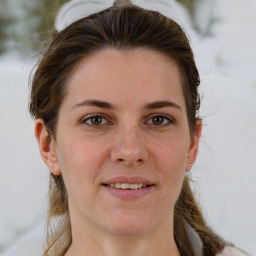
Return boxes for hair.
[30,0,227,255]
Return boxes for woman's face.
[37,48,201,237]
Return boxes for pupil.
[153,116,163,125]
[92,116,102,125]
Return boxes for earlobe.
[185,119,202,172]
[35,119,61,175]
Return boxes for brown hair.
[30,1,226,255]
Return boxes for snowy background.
[0,0,255,255]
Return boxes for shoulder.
[216,246,250,256]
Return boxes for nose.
[111,125,148,166]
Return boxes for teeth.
[129,184,139,189]
[108,183,147,189]
[121,183,129,189]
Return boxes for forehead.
[64,48,185,110]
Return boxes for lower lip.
[103,185,154,200]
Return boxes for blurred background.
[0,0,255,255]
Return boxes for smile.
[107,183,147,189]
[102,176,154,199]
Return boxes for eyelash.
[145,114,174,126]
[81,114,111,126]
[80,114,174,127]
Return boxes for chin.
[103,212,154,237]
[108,225,150,237]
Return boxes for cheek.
[57,132,107,169]
[153,135,190,172]
[55,134,110,192]
[56,135,111,212]
[150,134,190,194]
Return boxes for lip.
[103,185,154,200]
[102,176,155,200]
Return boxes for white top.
[185,222,249,256]
[218,246,249,256]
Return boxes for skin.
[35,48,201,256]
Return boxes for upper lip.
[102,176,154,185]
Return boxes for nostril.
[115,158,144,165]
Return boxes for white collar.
[184,221,204,256]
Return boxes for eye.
[82,115,109,126]
[146,114,173,126]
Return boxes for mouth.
[103,183,151,190]
[102,177,155,200]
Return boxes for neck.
[65,215,180,256]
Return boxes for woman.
[29,0,248,255]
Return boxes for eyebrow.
[72,99,113,110]
[72,99,182,112]
[145,101,183,112]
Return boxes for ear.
[185,119,202,172]
[35,119,61,175]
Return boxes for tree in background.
[0,0,68,56]
[0,0,42,56]
[177,0,216,36]
[0,0,8,55]
[176,0,194,16]
[0,0,215,56]
[36,0,69,43]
